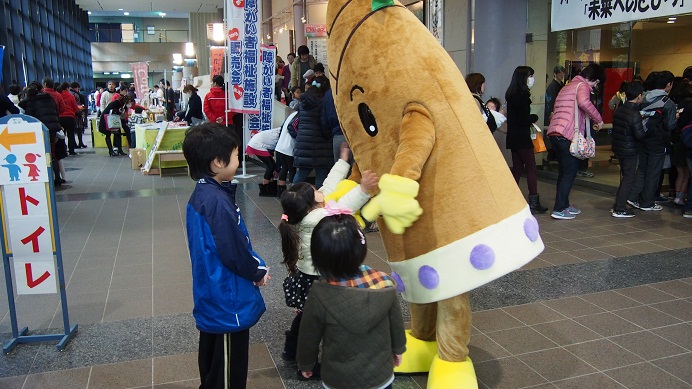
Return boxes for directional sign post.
[0,114,77,353]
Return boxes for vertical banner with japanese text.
[248,46,275,136]
[0,119,57,295]
[210,47,225,77]
[131,62,149,105]
[226,0,261,114]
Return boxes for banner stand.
[234,115,255,179]
[0,115,77,354]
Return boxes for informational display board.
[551,0,691,32]
[142,122,169,173]
[0,114,77,353]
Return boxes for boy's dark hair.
[70,82,80,89]
[311,215,367,279]
[278,182,318,274]
[57,82,70,92]
[297,45,309,56]
[624,82,644,101]
[652,70,674,90]
[290,86,303,94]
[42,77,55,89]
[183,123,239,180]
[134,106,144,114]
[8,84,20,95]
[486,97,501,109]
[529,114,539,123]
[313,63,325,74]
[154,85,160,89]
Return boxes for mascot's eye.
[358,103,378,137]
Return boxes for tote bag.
[569,83,595,159]
[104,114,122,132]
[531,124,547,153]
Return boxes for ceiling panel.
[74,0,223,13]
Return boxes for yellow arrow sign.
[0,127,37,151]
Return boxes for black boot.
[282,330,298,362]
[259,181,277,197]
[528,194,548,214]
[276,185,287,198]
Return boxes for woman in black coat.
[176,85,204,125]
[18,83,67,184]
[292,76,334,188]
[99,95,133,156]
[505,66,547,213]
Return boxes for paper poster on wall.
[551,0,691,32]
[308,38,328,67]
[428,0,443,45]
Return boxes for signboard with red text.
[0,120,57,295]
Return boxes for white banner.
[552,0,691,32]
[248,46,276,137]
[226,0,261,114]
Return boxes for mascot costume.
[326,0,544,387]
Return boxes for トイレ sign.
[0,120,57,295]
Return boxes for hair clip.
[281,214,289,222]
[312,81,321,88]
[323,200,353,217]
[357,229,366,245]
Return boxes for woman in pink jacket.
[547,64,605,220]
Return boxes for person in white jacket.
[277,145,378,367]
[275,111,299,197]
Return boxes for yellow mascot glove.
[324,179,366,228]
[361,174,422,234]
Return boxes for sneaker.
[673,197,685,206]
[683,211,692,218]
[655,194,670,202]
[577,170,595,178]
[612,209,635,218]
[566,205,581,215]
[551,209,575,220]
[639,204,663,211]
[627,200,641,209]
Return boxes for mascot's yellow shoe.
[428,355,478,389]
[394,330,438,374]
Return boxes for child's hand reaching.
[393,354,403,367]
[359,170,379,193]
[254,273,271,287]
[339,142,351,162]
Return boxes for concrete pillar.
[294,2,306,48]
[473,0,529,104]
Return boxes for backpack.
[639,95,668,134]
[681,123,692,149]
[473,95,497,133]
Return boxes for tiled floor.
[0,130,691,389]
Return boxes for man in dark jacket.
[611,82,646,218]
[627,71,678,212]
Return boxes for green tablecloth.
[135,124,188,169]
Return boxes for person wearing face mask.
[546,63,605,219]
[505,66,548,214]
[99,95,134,156]
[176,85,204,125]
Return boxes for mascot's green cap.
[372,0,395,11]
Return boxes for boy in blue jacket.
[183,123,270,389]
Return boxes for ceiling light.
[668,17,677,20]
[159,12,166,17]
[87,11,92,14]
[185,42,195,56]
[112,71,119,74]
[124,12,129,15]
[172,53,183,65]
[103,72,110,75]
[121,74,131,78]
[667,20,675,23]
[212,23,224,43]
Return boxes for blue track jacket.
[186,178,267,333]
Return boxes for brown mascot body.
[326,0,544,387]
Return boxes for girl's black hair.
[486,97,501,109]
[465,73,486,95]
[278,182,318,274]
[580,63,606,85]
[56,82,70,92]
[505,66,534,101]
[306,75,330,98]
[311,215,367,279]
[182,123,239,180]
[212,75,225,90]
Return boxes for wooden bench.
[153,150,188,177]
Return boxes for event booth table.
[134,123,188,170]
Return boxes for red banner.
[131,62,149,106]
[210,47,225,77]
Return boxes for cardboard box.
[131,148,146,170]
